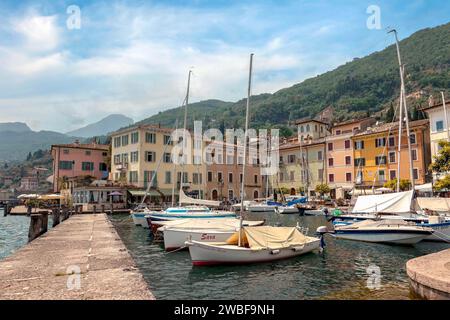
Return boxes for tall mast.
[171,119,179,206]
[179,70,192,205]
[239,53,254,247]
[390,29,414,191]
[441,91,450,141]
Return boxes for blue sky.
[0,0,449,132]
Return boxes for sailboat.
[185,54,321,265]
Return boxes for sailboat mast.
[171,119,179,206]
[179,70,192,205]
[391,29,414,191]
[239,53,254,246]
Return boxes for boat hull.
[162,229,236,251]
[421,222,450,242]
[131,212,150,228]
[333,230,432,244]
[186,239,320,266]
[277,206,299,214]
[247,206,277,212]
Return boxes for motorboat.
[185,226,321,266]
[131,207,152,228]
[332,219,433,244]
[157,218,265,251]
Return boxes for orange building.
[325,118,375,199]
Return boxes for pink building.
[51,141,110,192]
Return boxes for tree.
[430,140,450,191]
[26,152,32,161]
[315,184,331,197]
[383,178,411,191]
[434,175,450,191]
[384,103,395,122]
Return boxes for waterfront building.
[351,119,431,190]
[19,176,39,191]
[325,118,375,199]
[419,98,450,158]
[205,142,264,202]
[275,119,329,197]
[110,124,206,204]
[51,141,109,192]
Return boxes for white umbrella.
[17,194,40,199]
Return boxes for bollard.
[3,203,8,217]
[27,205,32,217]
[101,204,105,213]
[52,208,60,227]
[28,214,48,242]
[93,205,97,214]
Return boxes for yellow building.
[110,124,206,203]
[420,99,450,158]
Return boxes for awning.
[415,183,433,192]
[129,189,179,197]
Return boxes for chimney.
[74,139,80,145]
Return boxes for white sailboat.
[186,54,321,265]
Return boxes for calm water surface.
[109,212,449,300]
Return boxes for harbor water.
[110,212,449,300]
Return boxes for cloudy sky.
[0,0,448,132]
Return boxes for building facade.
[51,141,109,192]
[351,119,431,189]
[420,99,450,159]
[19,176,39,191]
[325,118,375,199]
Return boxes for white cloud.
[12,14,60,52]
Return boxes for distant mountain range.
[0,114,133,161]
[66,114,134,138]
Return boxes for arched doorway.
[253,190,259,199]
[290,188,296,195]
[212,189,218,200]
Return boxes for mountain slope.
[66,114,134,138]
[0,122,32,133]
[137,22,450,131]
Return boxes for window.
[163,135,172,145]
[290,171,295,181]
[130,151,139,163]
[318,169,324,180]
[346,172,352,182]
[317,151,323,161]
[389,151,396,163]
[410,133,416,144]
[300,126,304,133]
[315,124,318,132]
[335,130,341,135]
[356,170,363,183]
[63,149,70,154]
[82,162,94,171]
[99,163,107,171]
[207,171,213,182]
[85,150,91,156]
[121,153,129,164]
[254,174,258,184]
[413,168,419,180]
[226,154,234,164]
[165,171,171,184]
[378,170,386,182]
[388,135,395,147]
[345,156,351,165]
[113,137,121,148]
[288,154,296,163]
[146,151,156,162]
[228,173,233,183]
[329,174,334,183]
[436,120,444,132]
[121,135,129,146]
[218,172,223,183]
[306,124,310,132]
[354,141,364,150]
[193,173,201,184]
[240,173,243,183]
[131,132,139,144]
[164,152,172,163]
[354,158,366,166]
[102,152,108,157]
[375,156,387,165]
[59,161,73,170]
[228,190,234,200]
[344,140,351,149]
[328,158,334,166]
[129,171,138,183]
[390,170,396,180]
[411,149,418,161]
[328,143,333,151]
[145,132,156,144]
[375,137,386,148]
[144,171,157,187]
[114,155,121,165]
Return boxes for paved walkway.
[406,248,450,300]
[0,214,154,300]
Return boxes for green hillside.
[138,22,450,133]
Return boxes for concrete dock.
[0,214,155,300]
[406,248,450,300]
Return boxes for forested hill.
[137,22,449,133]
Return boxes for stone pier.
[406,248,450,300]
[0,214,154,300]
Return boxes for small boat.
[277,205,299,214]
[185,226,321,266]
[157,218,265,251]
[247,201,279,212]
[131,208,152,228]
[332,219,433,245]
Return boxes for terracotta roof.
[331,117,373,128]
[279,137,326,150]
[294,118,328,126]
[51,143,109,151]
[353,119,429,137]
[110,124,174,136]
[419,100,449,112]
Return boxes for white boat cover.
[226,226,309,250]
[414,183,433,192]
[179,189,221,207]
[415,197,450,212]
[157,218,264,230]
[352,190,414,214]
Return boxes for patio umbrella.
[18,194,40,199]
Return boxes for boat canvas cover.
[415,197,450,212]
[352,190,414,214]
[226,226,309,250]
[179,189,221,207]
[286,197,307,206]
[158,218,264,230]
